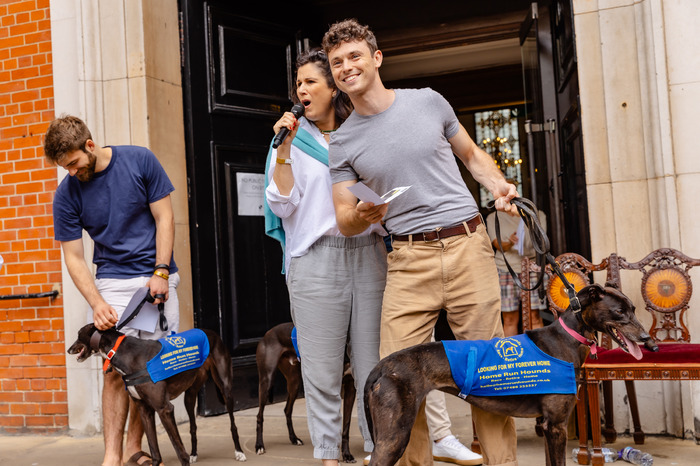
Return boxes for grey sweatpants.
[287,234,387,460]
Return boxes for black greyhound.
[364,284,658,466]
[255,322,357,462]
[67,324,246,466]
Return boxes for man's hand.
[356,201,388,225]
[92,300,118,330]
[147,274,169,304]
[493,179,518,215]
[333,180,387,236]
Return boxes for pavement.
[0,395,698,465]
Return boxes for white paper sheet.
[347,182,411,205]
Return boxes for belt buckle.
[423,227,442,242]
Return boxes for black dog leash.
[487,197,581,313]
[116,292,168,332]
[157,296,168,332]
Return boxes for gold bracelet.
[276,157,293,165]
[153,270,169,280]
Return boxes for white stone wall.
[574,0,700,438]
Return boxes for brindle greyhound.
[67,324,246,466]
[364,284,658,466]
[255,322,357,462]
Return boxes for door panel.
[520,7,552,216]
[559,101,591,260]
[207,7,293,114]
[551,0,590,256]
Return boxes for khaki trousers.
[381,222,517,466]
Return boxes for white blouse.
[266,117,385,276]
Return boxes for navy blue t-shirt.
[53,145,177,279]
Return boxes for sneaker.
[363,454,371,465]
[432,434,483,465]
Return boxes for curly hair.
[294,49,353,122]
[43,115,92,165]
[321,18,378,56]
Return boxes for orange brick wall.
[0,0,65,433]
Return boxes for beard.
[76,150,97,182]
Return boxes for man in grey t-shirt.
[323,19,519,466]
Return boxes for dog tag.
[117,287,159,333]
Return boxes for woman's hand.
[273,111,300,150]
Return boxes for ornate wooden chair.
[576,248,700,465]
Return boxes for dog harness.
[442,334,576,399]
[123,329,210,386]
[103,335,126,373]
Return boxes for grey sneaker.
[433,434,483,465]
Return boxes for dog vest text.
[442,334,576,398]
[146,329,210,383]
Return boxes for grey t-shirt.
[329,88,479,235]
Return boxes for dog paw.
[256,447,265,455]
[293,438,304,446]
[235,450,247,462]
[189,454,198,463]
[342,457,357,463]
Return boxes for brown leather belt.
[391,215,482,242]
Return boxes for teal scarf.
[264,126,329,273]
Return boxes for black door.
[520,1,590,257]
[180,0,299,413]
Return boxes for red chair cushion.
[585,343,700,366]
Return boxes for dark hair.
[294,49,353,122]
[321,19,378,55]
[43,114,92,164]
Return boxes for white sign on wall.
[236,172,265,216]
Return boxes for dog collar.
[559,318,598,357]
[103,335,126,373]
[89,329,102,351]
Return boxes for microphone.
[272,104,305,149]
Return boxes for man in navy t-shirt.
[45,115,180,466]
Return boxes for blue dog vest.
[146,329,210,383]
[291,326,300,360]
[442,334,576,399]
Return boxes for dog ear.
[586,283,604,302]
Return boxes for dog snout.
[635,329,659,351]
[644,339,659,352]
[67,340,91,361]
[67,341,82,355]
